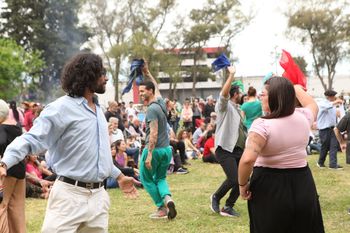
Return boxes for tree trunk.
[191,55,197,97]
[173,82,177,100]
[114,58,121,101]
[169,78,173,100]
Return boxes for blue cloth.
[122,59,145,95]
[212,53,230,72]
[2,95,121,183]
[316,99,336,130]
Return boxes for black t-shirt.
[203,104,215,118]
[0,124,25,179]
[337,112,350,142]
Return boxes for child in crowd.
[178,129,201,159]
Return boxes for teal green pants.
[140,146,172,207]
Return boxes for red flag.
[279,50,307,90]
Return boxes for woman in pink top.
[238,77,324,233]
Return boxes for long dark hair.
[61,53,106,97]
[9,101,19,122]
[262,77,296,119]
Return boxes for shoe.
[220,206,240,217]
[176,168,189,174]
[317,162,326,169]
[329,165,343,170]
[348,208,350,215]
[149,207,168,219]
[210,194,220,213]
[164,195,177,220]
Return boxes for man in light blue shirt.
[0,53,138,233]
[317,90,344,170]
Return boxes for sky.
[0,0,348,77]
[158,0,349,77]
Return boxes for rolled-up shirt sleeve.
[215,93,229,113]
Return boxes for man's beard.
[94,84,106,94]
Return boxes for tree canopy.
[0,38,45,100]
[287,0,350,91]
[0,0,90,100]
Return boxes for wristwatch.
[0,161,7,169]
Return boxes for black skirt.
[248,166,325,233]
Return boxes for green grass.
[26,153,350,233]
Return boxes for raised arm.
[142,61,161,98]
[294,85,318,120]
[221,66,236,98]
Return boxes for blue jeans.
[126,148,140,165]
[106,177,119,189]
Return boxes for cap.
[324,90,337,97]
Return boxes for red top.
[24,111,35,131]
[203,137,215,158]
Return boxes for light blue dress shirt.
[317,99,337,130]
[2,95,121,182]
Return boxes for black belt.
[320,126,335,131]
[57,176,103,189]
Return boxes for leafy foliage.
[0,0,90,100]
[0,38,45,100]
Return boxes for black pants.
[170,140,187,164]
[248,166,324,233]
[214,146,242,207]
[318,127,338,167]
[202,153,218,163]
[170,145,183,171]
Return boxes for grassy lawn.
[26,153,350,233]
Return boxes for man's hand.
[239,183,251,200]
[117,175,140,199]
[145,151,153,170]
[340,143,347,153]
[0,166,7,186]
[39,180,53,193]
[141,60,151,77]
[227,65,236,75]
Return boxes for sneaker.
[210,194,220,213]
[220,206,240,217]
[149,207,168,219]
[329,165,343,170]
[317,162,326,169]
[348,208,350,215]
[176,168,189,174]
[164,195,177,220]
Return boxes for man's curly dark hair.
[61,53,106,97]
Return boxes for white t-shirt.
[111,129,124,143]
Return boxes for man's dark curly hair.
[61,53,106,97]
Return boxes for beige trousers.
[41,180,110,233]
[0,176,26,233]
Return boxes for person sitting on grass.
[202,130,218,163]
[25,154,54,198]
[178,129,201,159]
[106,140,140,189]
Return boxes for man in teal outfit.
[139,62,177,220]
